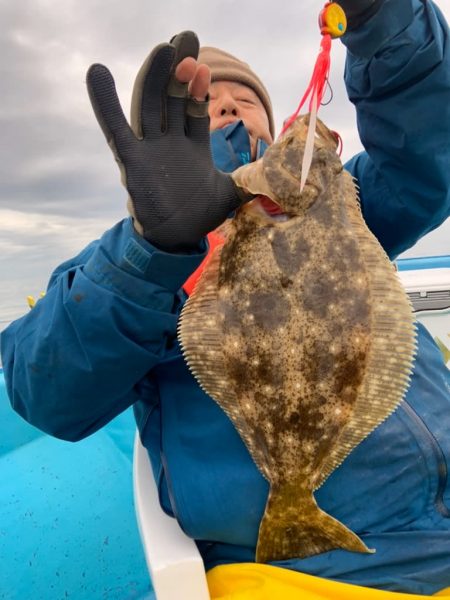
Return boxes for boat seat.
[133,433,210,600]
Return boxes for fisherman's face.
[208,80,273,159]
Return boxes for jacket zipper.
[402,400,450,517]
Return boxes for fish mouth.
[250,195,291,222]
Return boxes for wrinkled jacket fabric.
[2,0,450,594]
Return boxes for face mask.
[210,120,268,173]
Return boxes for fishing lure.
[281,2,347,190]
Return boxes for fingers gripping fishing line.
[280,2,347,190]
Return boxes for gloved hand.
[336,0,385,30]
[86,31,252,252]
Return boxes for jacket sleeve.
[0,218,207,441]
[342,0,450,259]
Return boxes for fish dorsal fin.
[178,244,269,479]
[315,173,417,489]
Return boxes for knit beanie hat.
[198,46,275,138]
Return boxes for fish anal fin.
[315,173,417,488]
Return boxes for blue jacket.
[2,0,450,594]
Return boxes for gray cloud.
[1,0,449,329]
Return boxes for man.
[2,0,450,595]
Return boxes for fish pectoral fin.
[256,488,373,563]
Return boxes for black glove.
[86,31,251,252]
[337,0,385,30]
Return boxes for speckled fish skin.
[178,115,416,563]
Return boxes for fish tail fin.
[256,488,373,563]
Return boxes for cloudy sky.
[1,0,449,330]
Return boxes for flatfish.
[178,115,416,563]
